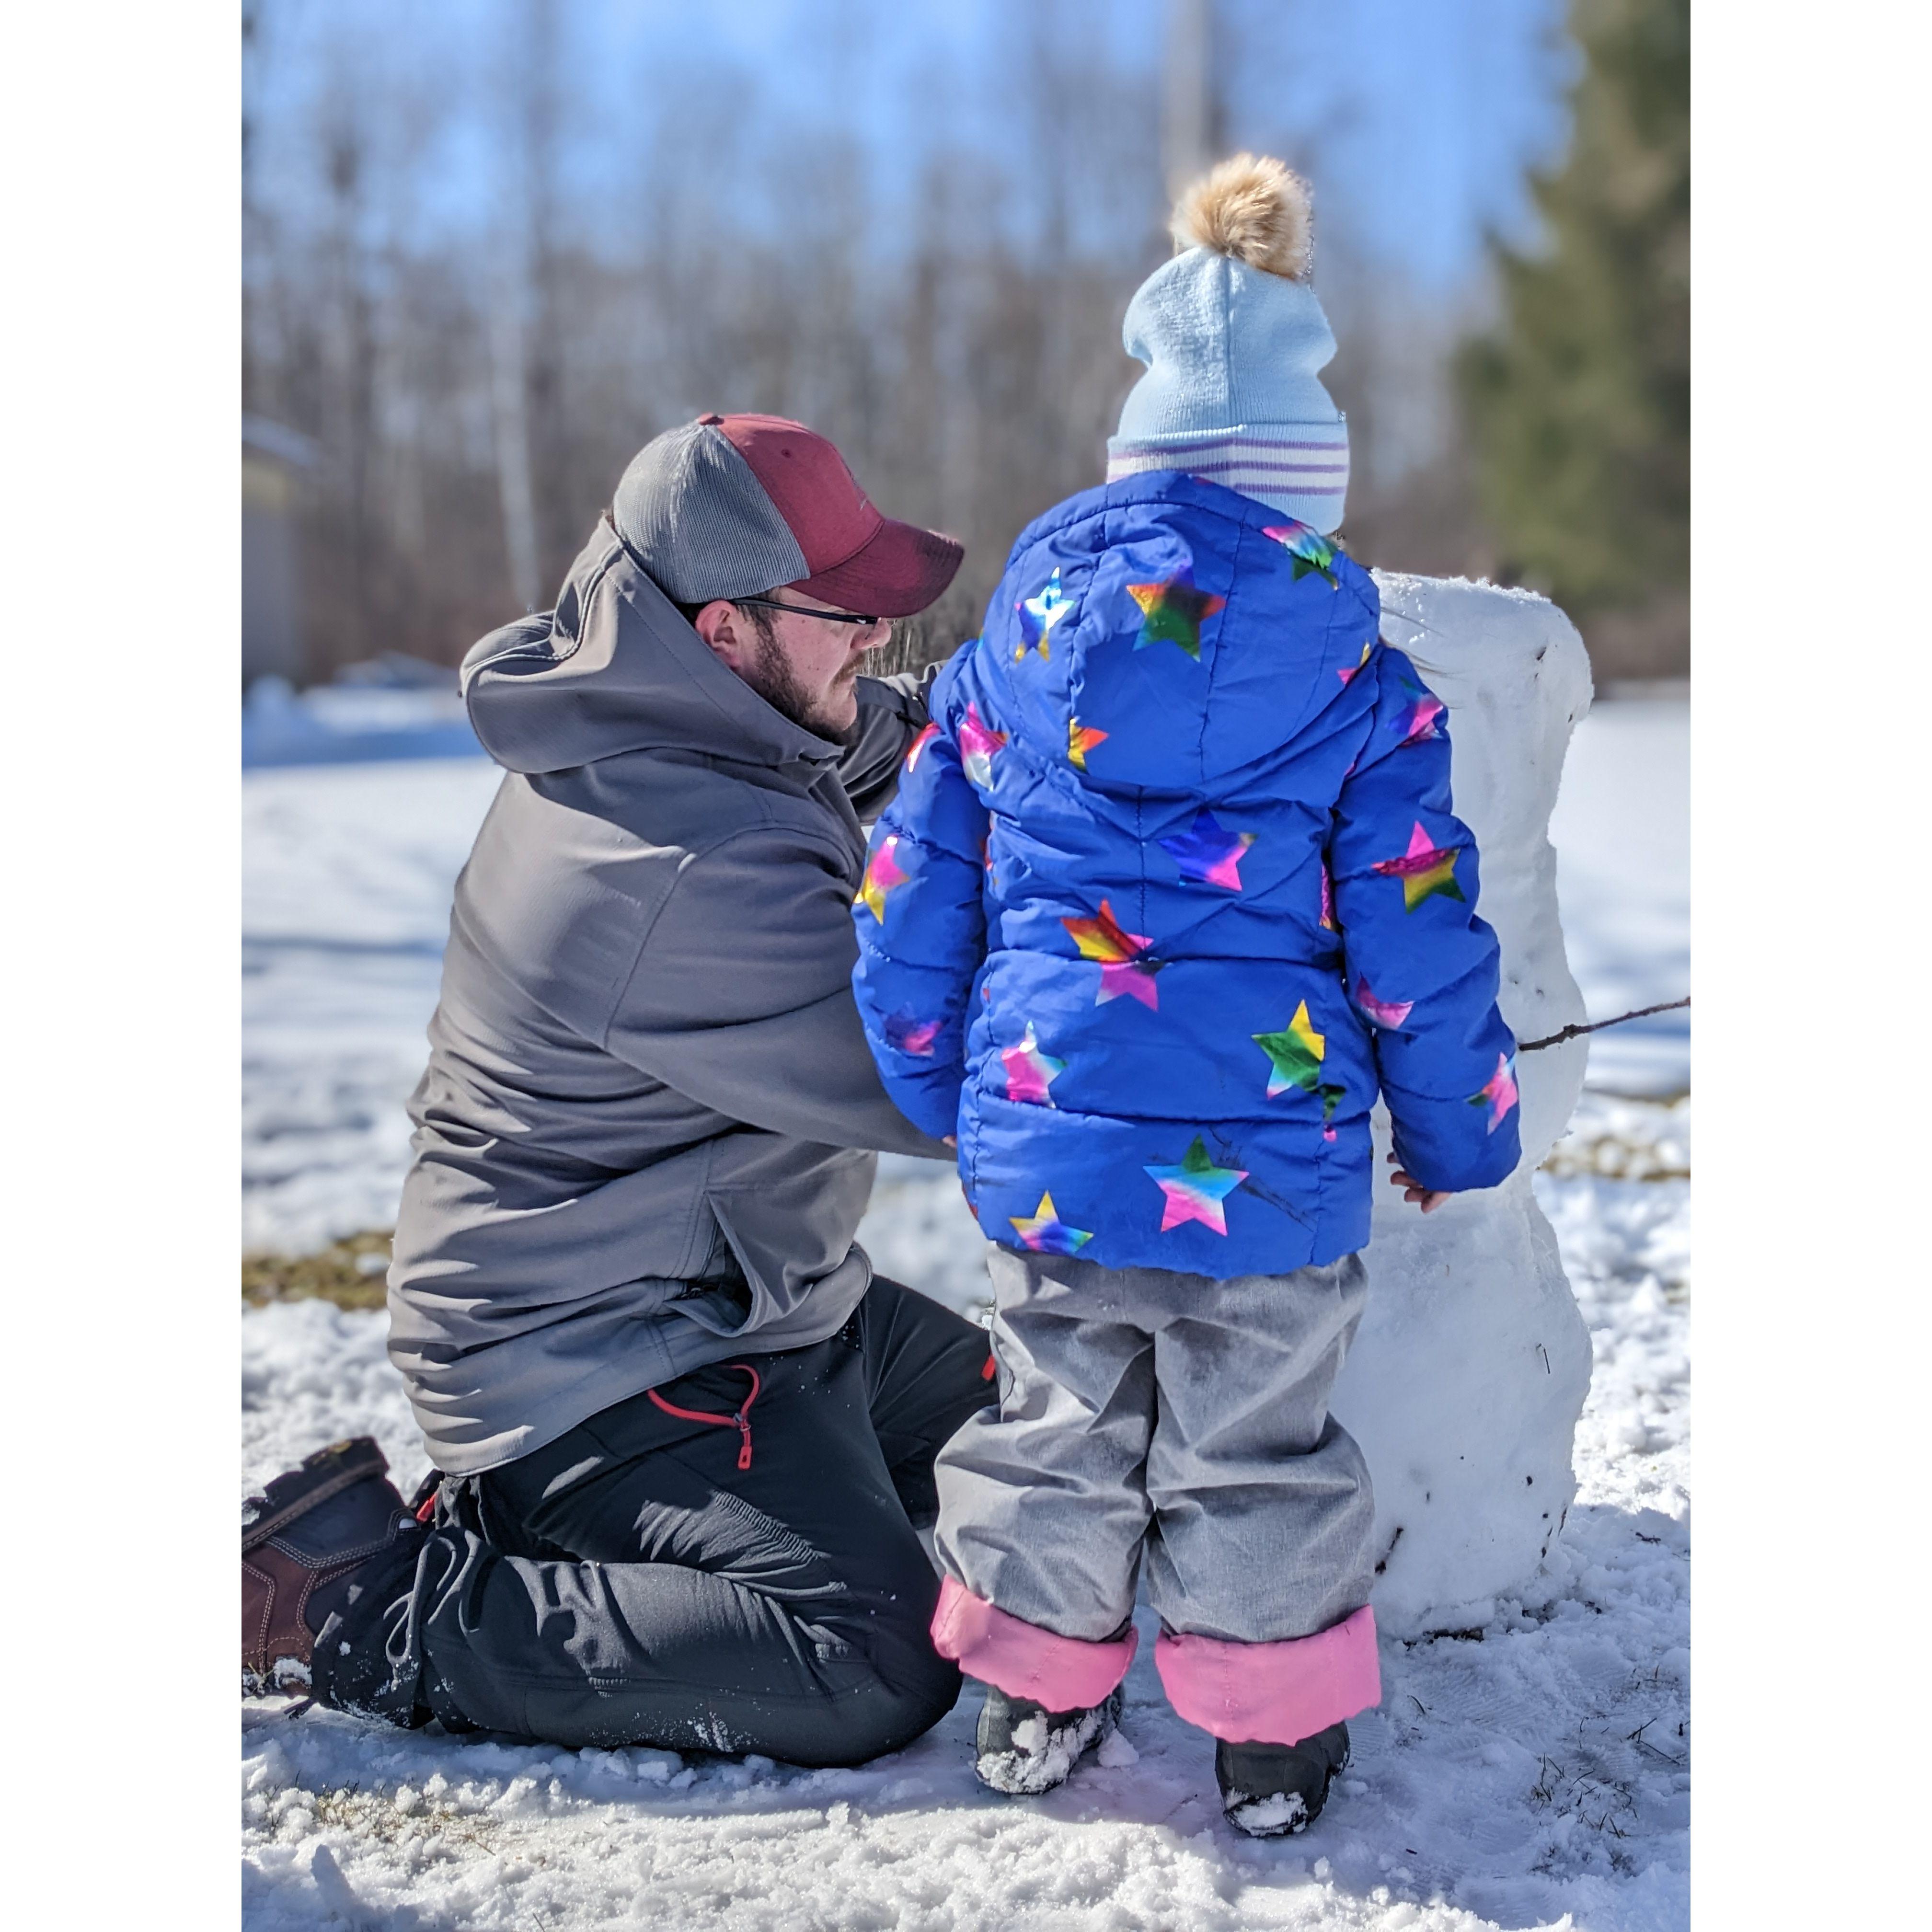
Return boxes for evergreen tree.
[1460,0,1688,624]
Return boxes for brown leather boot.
[242,1437,417,1696]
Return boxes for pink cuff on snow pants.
[1156,1605,1381,1744]
[931,1577,1138,1710]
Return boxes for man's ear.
[691,600,750,674]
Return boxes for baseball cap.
[611,413,964,619]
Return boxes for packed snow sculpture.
[1329,573,1596,1638]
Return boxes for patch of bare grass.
[297,1782,503,1864]
[1540,1094,1690,1182]
[243,1231,394,1309]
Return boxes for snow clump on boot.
[974,1686,1124,1796]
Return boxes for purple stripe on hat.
[1182,461,1348,478]
[1113,433,1348,456]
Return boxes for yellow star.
[1068,718,1109,770]
[1125,574,1227,661]
[1253,1000,1326,1098]
[1370,821,1465,913]
[1008,1190,1093,1256]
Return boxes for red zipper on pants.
[645,1362,762,1472]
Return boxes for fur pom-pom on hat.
[1169,153,1313,283]
[1113,150,1346,529]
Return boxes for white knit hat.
[1106,155,1349,533]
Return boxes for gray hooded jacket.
[388,518,950,1474]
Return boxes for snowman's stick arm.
[1517,997,1690,1053]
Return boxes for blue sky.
[250,0,1573,292]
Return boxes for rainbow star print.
[1252,1005,1347,1139]
[959,703,1008,790]
[1261,519,1339,589]
[856,834,910,921]
[1001,1022,1065,1106]
[1009,1190,1093,1256]
[1470,1053,1519,1133]
[1068,717,1109,771]
[1391,677,1446,747]
[1144,1136,1249,1236]
[1370,821,1466,912]
[1253,1000,1325,1098]
[1015,569,1075,660]
[1125,571,1227,661]
[1060,899,1164,1009]
[1353,976,1414,1028]
[882,1009,941,1057]
[1158,809,1256,890]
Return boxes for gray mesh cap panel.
[611,421,811,603]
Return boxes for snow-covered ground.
[243,759,504,1254]
[242,696,1689,1930]
[1544,697,1689,1098]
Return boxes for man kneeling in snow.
[242,415,998,1765]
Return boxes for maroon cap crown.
[702,414,964,618]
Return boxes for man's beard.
[743,632,863,746]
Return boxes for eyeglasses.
[733,596,886,630]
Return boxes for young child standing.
[851,156,1520,1835]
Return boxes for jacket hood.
[460,518,843,776]
[962,471,1378,794]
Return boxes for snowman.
[1329,572,1597,1639]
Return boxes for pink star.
[1471,1053,1519,1132]
[1062,902,1164,1010]
[1371,821,1465,913]
[1000,1023,1065,1106]
[1354,977,1414,1028]
[1398,692,1445,746]
[1101,959,1161,1009]
[959,703,1007,790]
[1143,1136,1248,1236]
[856,835,910,921]
[883,1010,941,1056]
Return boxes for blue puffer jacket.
[852,472,1519,1278]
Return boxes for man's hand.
[1385,1150,1451,1214]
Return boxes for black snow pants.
[321,1277,997,1767]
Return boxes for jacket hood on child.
[1107,154,1350,535]
[851,470,1519,1280]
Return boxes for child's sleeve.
[1327,645,1521,1193]
[849,682,990,1142]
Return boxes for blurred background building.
[241,414,316,684]
[241,0,1687,690]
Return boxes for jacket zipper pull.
[735,1415,753,1472]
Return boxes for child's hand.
[1385,1150,1451,1213]
[943,1135,956,1147]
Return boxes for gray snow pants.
[934,1247,1378,1646]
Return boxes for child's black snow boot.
[973,1683,1125,1795]
[242,1437,423,1699]
[1216,1722,1351,1836]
